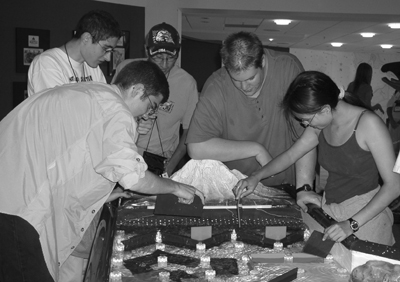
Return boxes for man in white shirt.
[28,10,121,96]
[26,10,122,281]
[0,60,204,282]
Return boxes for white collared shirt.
[0,82,147,280]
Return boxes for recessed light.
[331,42,343,47]
[274,19,292,25]
[360,33,375,38]
[381,44,393,49]
[388,23,400,29]
[269,38,274,41]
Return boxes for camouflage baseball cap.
[146,22,180,56]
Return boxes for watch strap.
[296,184,313,193]
[348,217,359,232]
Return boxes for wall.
[181,37,222,92]
[291,48,400,121]
[1,0,145,120]
[93,0,400,110]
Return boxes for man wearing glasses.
[112,23,198,177]
[28,10,121,96]
[0,60,204,282]
[26,9,121,281]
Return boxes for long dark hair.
[350,62,372,95]
[282,71,367,118]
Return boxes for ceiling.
[181,9,400,54]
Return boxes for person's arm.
[89,110,205,204]
[294,147,321,211]
[387,107,399,129]
[324,112,400,242]
[233,127,319,198]
[188,138,272,167]
[165,128,189,176]
[136,115,156,135]
[100,149,205,204]
[126,169,204,204]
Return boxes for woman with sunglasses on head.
[234,70,400,245]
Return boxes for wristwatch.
[348,218,360,232]
[296,184,313,193]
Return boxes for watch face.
[304,184,312,191]
[350,220,359,231]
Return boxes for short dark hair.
[73,10,122,43]
[220,31,264,73]
[113,61,169,103]
[282,71,340,116]
[282,71,367,118]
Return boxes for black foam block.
[303,230,335,258]
[154,194,203,217]
[269,268,298,282]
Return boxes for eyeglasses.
[97,41,115,54]
[146,95,158,116]
[151,55,177,64]
[299,112,318,128]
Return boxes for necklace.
[64,44,85,82]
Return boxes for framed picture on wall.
[16,28,50,73]
[13,82,28,108]
[109,30,130,76]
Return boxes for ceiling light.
[381,44,393,49]
[274,19,291,25]
[360,33,375,38]
[269,38,274,41]
[388,23,400,29]
[331,42,343,47]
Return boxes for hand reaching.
[233,175,260,199]
[296,191,322,212]
[137,116,156,135]
[323,220,353,242]
[106,186,135,203]
[173,181,205,205]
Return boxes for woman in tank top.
[234,71,400,245]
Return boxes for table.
[83,199,351,282]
